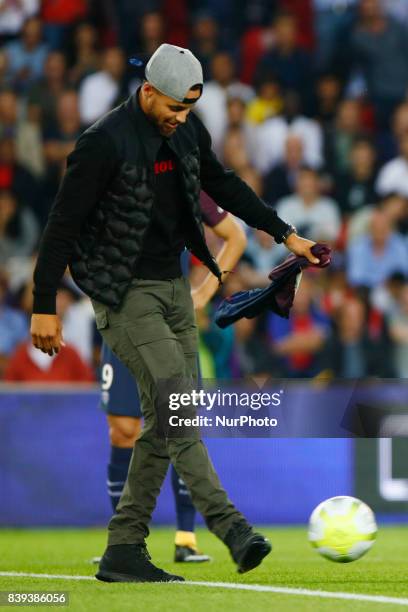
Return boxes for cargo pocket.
[95,309,109,331]
[178,331,199,380]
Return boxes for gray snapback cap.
[145,43,203,102]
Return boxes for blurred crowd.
[1,0,408,383]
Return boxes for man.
[31,43,319,582]
[101,194,247,564]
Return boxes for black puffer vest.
[69,95,221,310]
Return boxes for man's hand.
[284,234,320,265]
[30,314,64,356]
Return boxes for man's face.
[142,83,200,137]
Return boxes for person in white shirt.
[276,166,341,243]
[79,47,125,126]
[0,0,38,39]
[252,91,323,175]
[194,51,254,156]
[376,133,408,198]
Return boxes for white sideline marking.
[1,572,408,606]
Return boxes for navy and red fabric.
[214,243,331,328]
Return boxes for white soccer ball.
[308,496,377,563]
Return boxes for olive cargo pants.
[92,277,244,545]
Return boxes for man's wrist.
[281,224,297,244]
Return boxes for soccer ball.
[308,496,377,563]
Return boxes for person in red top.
[4,340,94,382]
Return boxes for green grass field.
[1,526,408,611]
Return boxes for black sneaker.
[224,521,272,574]
[174,545,211,563]
[95,544,185,583]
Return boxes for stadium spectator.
[0,0,39,45]
[40,0,88,51]
[0,137,43,225]
[239,13,276,85]
[79,47,126,126]
[0,89,44,178]
[255,10,312,112]
[349,0,408,128]
[324,99,364,177]
[276,166,341,243]
[347,208,408,288]
[263,133,305,204]
[252,91,323,174]
[383,0,408,23]
[4,16,48,92]
[328,294,368,378]
[371,271,406,323]
[0,50,10,88]
[195,51,254,156]
[4,339,95,382]
[391,102,408,143]
[162,0,189,48]
[222,97,258,174]
[313,72,343,129]
[190,12,221,81]
[246,75,283,125]
[237,166,263,199]
[388,284,408,378]
[233,315,273,376]
[0,270,28,378]
[312,0,356,71]
[347,193,408,244]
[2,3,408,383]
[327,292,394,377]
[43,90,82,197]
[376,133,408,199]
[26,51,68,128]
[281,0,314,50]
[138,11,165,56]
[0,190,39,265]
[334,137,377,215]
[67,22,100,87]
[266,273,330,377]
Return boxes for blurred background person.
[324,99,365,177]
[0,269,28,378]
[348,0,408,129]
[263,133,305,204]
[0,88,44,178]
[376,132,408,199]
[26,50,68,127]
[67,22,100,86]
[276,166,341,244]
[189,11,221,81]
[0,189,39,266]
[388,284,408,378]
[4,16,48,92]
[334,137,378,216]
[246,75,283,125]
[43,90,82,200]
[79,46,126,126]
[266,273,330,378]
[195,51,254,156]
[255,9,313,113]
[253,90,323,175]
[347,207,408,289]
